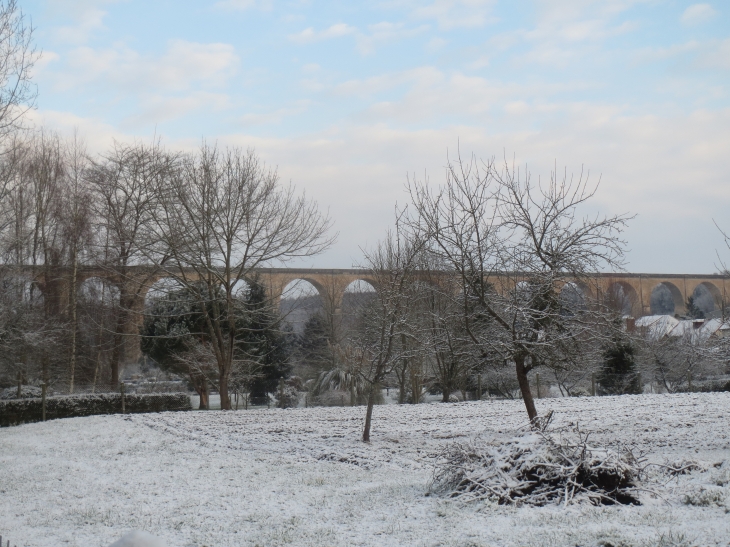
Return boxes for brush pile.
[431,425,642,506]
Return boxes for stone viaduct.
[20,266,730,364]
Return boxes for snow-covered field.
[1,393,729,547]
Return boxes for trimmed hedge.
[0,392,192,427]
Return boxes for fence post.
[637,373,642,393]
[120,382,126,414]
[41,382,47,421]
[477,375,482,401]
[536,373,541,399]
[279,378,285,409]
[591,373,596,397]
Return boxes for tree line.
[0,135,333,407]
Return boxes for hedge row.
[0,392,192,427]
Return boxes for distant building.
[635,314,730,342]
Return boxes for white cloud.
[700,38,730,70]
[289,21,426,54]
[214,0,273,10]
[122,92,232,129]
[356,22,429,55]
[633,38,730,72]
[486,5,639,69]
[240,100,311,126]
[289,24,357,44]
[681,3,717,25]
[410,0,497,30]
[632,41,700,63]
[54,40,239,93]
[337,68,592,124]
[49,0,119,45]
[334,67,444,98]
[425,37,447,53]
[26,109,129,154]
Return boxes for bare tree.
[355,223,426,441]
[0,132,85,392]
[407,152,631,422]
[0,0,38,149]
[87,140,175,387]
[638,330,724,393]
[150,144,333,410]
[61,132,93,392]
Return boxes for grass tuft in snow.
[681,485,726,507]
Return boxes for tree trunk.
[362,382,377,442]
[410,364,421,404]
[441,388,451,403]
[110,333,121,389]
[69,252,78,394]
[219,367,231,410]
[515,356,538,422]
[397,371,407,404]
[196,377,209,410]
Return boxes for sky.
[21,0,730,273]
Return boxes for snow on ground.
[1,393,729,547]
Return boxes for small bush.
[0,392,192,427]
[274,385,300,408]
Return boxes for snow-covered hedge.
[0,392,192,427]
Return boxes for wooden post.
[536,373,541,399]
[477,375,482,401]
[591,373,596,396]
[120,382,126,414]
[279,378,285,409]
[688,370,692,391]
[350,376,356,406]
[41,383,47,422]
[637,373,642,393]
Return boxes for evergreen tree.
[597,332,641,395]
[236,279,292,400]
[296,313,333,376]
[141,278,292,406]
[140,284,216,408]
[685,295,705,319]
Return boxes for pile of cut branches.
[430,426,642,506]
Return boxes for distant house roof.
[637,315,730,342]
[635,315,679,340]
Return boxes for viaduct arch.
[19,267,730,366]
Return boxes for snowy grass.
[1,393,729,547]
